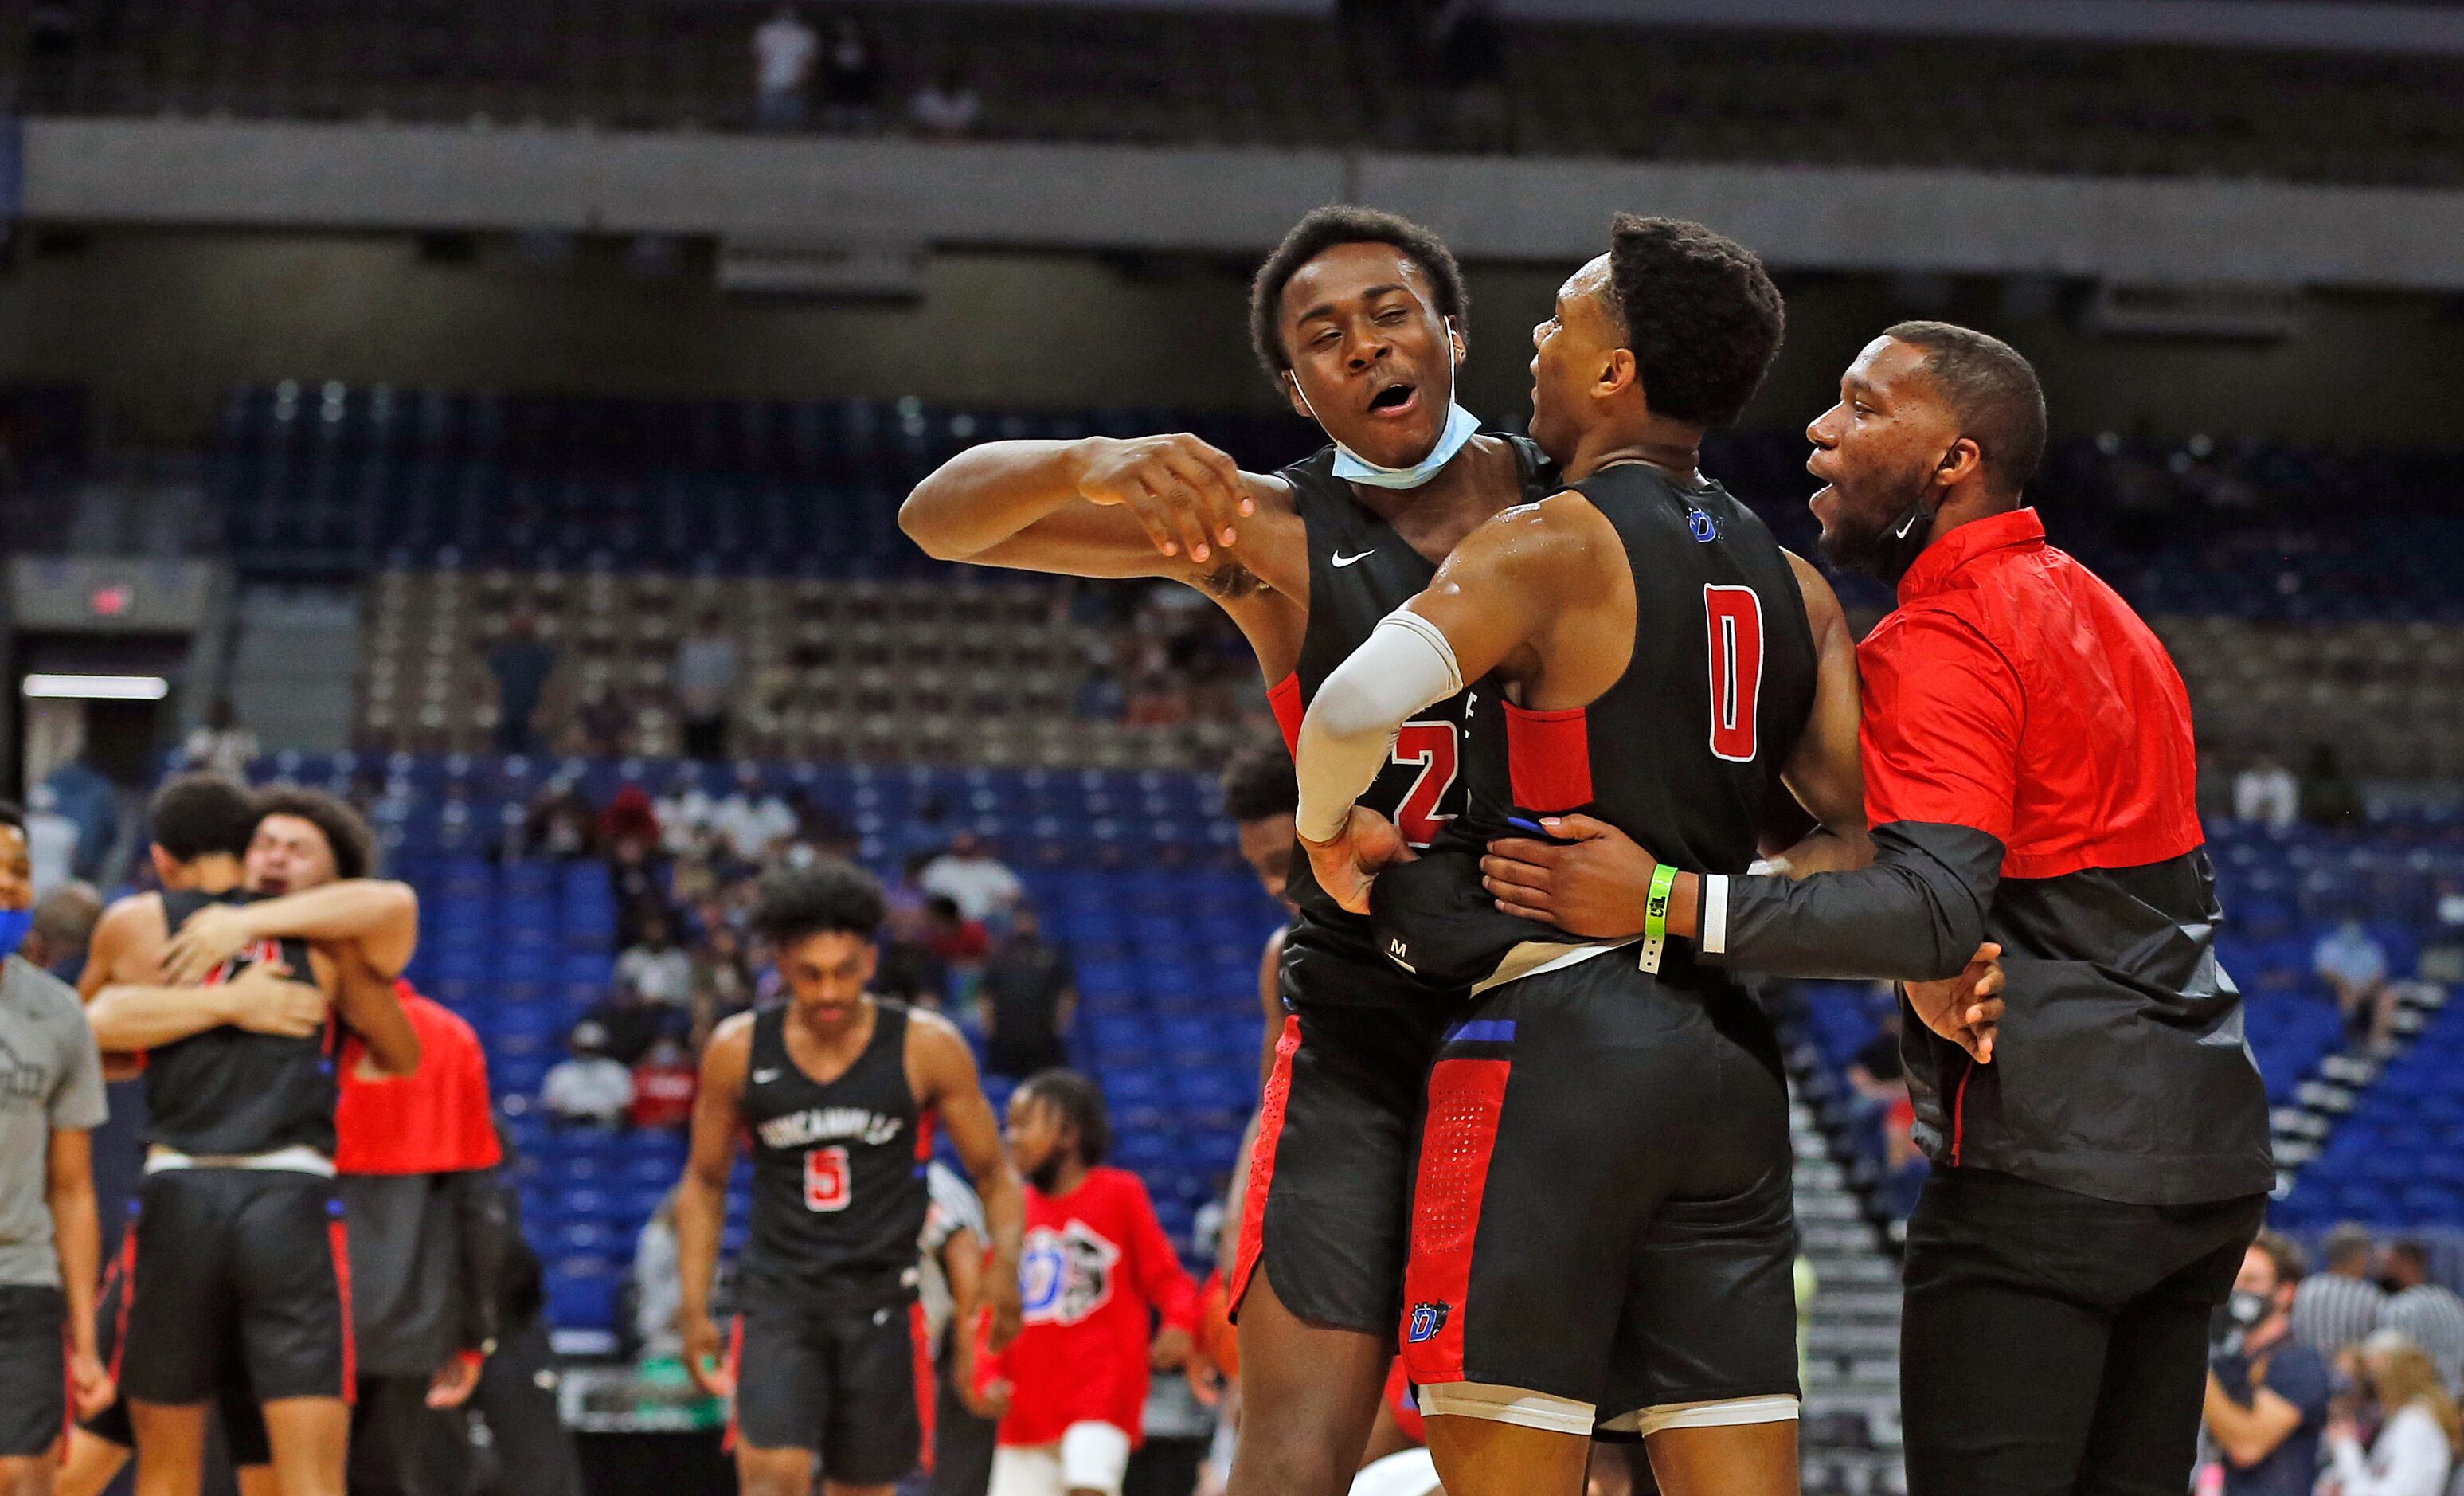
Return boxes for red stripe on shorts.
[909,1299,937,1475]
[723,1314,745,1453]
[327,1219,358,1401]
[1400,1056,1512,1387]
[108,1229,136,1385]
[1228,1015,1301,1319]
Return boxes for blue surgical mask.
[0,909,33,958]
[1293,316,1481,491]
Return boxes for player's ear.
[1283,371,1316,424]
[1445,315,1467,367]
[1598,347,1638,401]
[1939,436,1986,489]
[150,844,177,883]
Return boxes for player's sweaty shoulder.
[96,892,170,982]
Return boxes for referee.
[1477,323,2273,1494]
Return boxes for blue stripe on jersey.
[1445,1019,1516,1045]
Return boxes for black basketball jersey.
[737,1001,931,1310]
[145,890,334,1157]
[1269,438,1555,1012]
[1373,463,1820,989]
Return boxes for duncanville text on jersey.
[756,1105,907,1151]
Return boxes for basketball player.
[678,860,1025,1496]
[79,777,420,1496]
[902,205,1553,1496]
[1290,218,1957,1496]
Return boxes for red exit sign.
[90,585,131,617]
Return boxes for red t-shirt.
[334,988,503,1176]
[629,1059,698,1130]
[1856,507,2203,879]
[978,1166,1199,1447]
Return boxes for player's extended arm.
[913,1012,1026,1352]
[331,950,422,1078]
[47,1128,104,1392]
[677,1016,750,1396]
[159,879,420,985]
[86,962,329,1050]
[1763,553,1873,878]
[1126,1175,1201,1369]
[902,435,1284,579]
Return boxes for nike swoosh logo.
[751,1068,782,1083]
[1332,550,1377,568]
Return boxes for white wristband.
[1700,874,1730,955]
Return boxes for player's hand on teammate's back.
[683,1314,733,1398]
[221,962,330,1038]
[1482,813,1657,938]
[1070,433,1253,563]
[68,1349,114,1420]
[1903,943,2007,1064]
[160,902,259,985]
[1149,1324,1195,1372]
[1302,806,1417,915]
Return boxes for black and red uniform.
[1233,438,1549,1339]
[729,1001,936,1482]
[1694,507,2272,1493]
[1369,462,1816,1435]
[118,889,354,1412]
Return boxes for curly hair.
[1016,1068,1114,1167]
[754,859,888,946]
[1249,205,1469,383]
[1881,319,2047,498]
[1218,742,1298,824]
[252,785,375,879]
[1604,215,1785,430]
[149,774,260,863]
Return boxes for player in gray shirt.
[0,799,112,1483]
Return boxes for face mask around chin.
[0,908,31,958]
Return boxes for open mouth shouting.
[1367,380,1421,419]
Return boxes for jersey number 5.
[804,1145,851,1212]
[1390,722,1461,848]
[1705,585,1766,763]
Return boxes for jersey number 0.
[1704,585,1766,763]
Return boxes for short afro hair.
[1603,215,1785,430]
[755,859,888,946]
[1016,1068,1113,1167]
[253,785,375,881]
[150,773,260,864]
[1249,205,1469,382]
[1219,742,1298,824]
[1881,320,2047,499]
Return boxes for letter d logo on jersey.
[1406,1302,1450,1344]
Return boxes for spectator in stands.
[2325,1330,2459,1496]
[1847,1006,1909,1107]
[600,783,663,853]
[782,787,858,860]
[2233,753,2298,831]
[488,609,558,758]
[817,15,882,133]
[689,925,754,1044]
[876,935,952,1016]
[2295,1223,2391,1360]
[630,1036,699,1130]
[922,830,1023,921]
[41,758,116,883]
[569,683,631,759]
[978,906,1076,1081]
[22,786,76,899]
[923,895,991,971]
[909,65,983,139]
[2379,1242,2464,1393]
[2302,744,2366,829]
[21,880,100,982]
[676,611,740,762]
[580,984,668,1067]
[655,769,718,857]
[752,5,819,131]
[2316,919,2396,1048]
[522,778,599,861]
[606,834,671,948]
[618,913,695,1011]
[714,764,796,864]
[542,1022,634,1127]
[2204,1231,2331,1496]
[182,696,258,783]
[633,1191,685,1363]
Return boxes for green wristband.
[1641,862,1678,974]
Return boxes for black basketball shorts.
[1231,997,1454,1337]
[0,1285,68,1459]
[85,1226,272,1461]
[119,1169,353,1408]
[729,1297,933,1484]
[1399,952,1803,1436]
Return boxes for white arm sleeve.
[1293,609,1464,843]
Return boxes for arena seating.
[14,2,2462,186]
[234,748,1281,1333]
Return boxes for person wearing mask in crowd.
[921,832,1023,922]
[978,906,1076,1082]
[715,765,798,866]
[923,895,991,970]
[630,1036,698,1131]
[2315,919,2394,1049]
[618,913,696,1012]
[0,798,113,1496]
[2295,1224,2391,1361]
[2324,1331,2458,1496]
[978,1071,1199,1496]
[606,835,670,949]
[690,925,757,1046]
[2232,754,2297,832]
[2378,1241,2464,1394]
[542,1022,634,1127]
[2204,1232,2331,1496]
[522,781,600,862]
[655,769,718,857]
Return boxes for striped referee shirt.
[2292,1272,2388,1358]
[2382,1285,2464,1392]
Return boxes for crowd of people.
[747,6,980,139]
